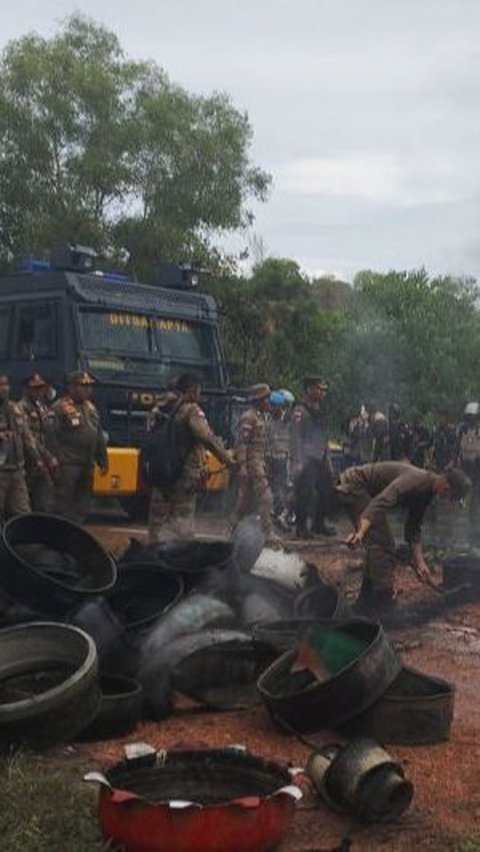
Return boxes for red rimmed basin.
[86,747,302,852]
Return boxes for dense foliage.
[0,15,270,275]
[209,262,480,429]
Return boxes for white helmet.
[278,389,295,404]
[464,401,480,416]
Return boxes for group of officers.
[145,374,336,548]
[145,373,471,615]
[1,366,473,616]
[0,370,107,525]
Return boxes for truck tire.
[79,674,142,741]
[0,622,101,750]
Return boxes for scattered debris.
[307,739,413,823]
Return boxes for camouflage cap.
[67,370,95,386]
[24,372,46,388]
[246,383,271,401]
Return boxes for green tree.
[207,258,343,393]
[336,269,480,418]
[0,15,270,273]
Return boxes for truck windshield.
[78,309,221,387]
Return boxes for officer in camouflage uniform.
[0,374,42,522]
[232,384,281,545]
[148,373,235,542]
[50,371,108,523]
[18,373,58,512]
[337,461,471,613]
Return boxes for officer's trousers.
[232,474,274,537]
[0,470,31,523]
[338,486,396,597]
[294,456,333,534]
[148,486,196,542]
[27,469,55,513]
[54,463,93,523]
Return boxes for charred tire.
[79,674,142,741]
[109,565,184,633]
[149,539,235,592]
[250,618,315,652]
[0,622,100,750]
[294,582,347,620]
[0,513,117,618]
[257,618,401,734]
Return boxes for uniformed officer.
[266,390,291,522]
[337,461,471,614]
[291,376,336,538]
[0,374,42,522]
[232,384,281,545]
[18,373,58,511]
[50,371,108,522]
[148,373,235,542]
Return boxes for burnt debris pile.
[0,511,342,749]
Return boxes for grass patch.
[458,840,480,852]
[0,749,108,851]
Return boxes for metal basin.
[86,746,302,852]
[341,665,455,744]
[257,618,400,734]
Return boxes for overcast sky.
[3,0,480,281]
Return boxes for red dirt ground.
[82,528,480,850]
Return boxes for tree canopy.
[209,262,480,428]
[0,15,270,274]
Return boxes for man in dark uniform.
[336,461,471,612]
[18,373,58,511]
[432,410,458,472]
[50,371,108,522]
[405,409,432,468]
[291,376,335,538]
[387,404,410,460]
[0,374,42,522]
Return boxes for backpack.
[140,400,192,489]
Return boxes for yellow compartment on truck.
[93,446,229,497]
[93,447,140,496]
